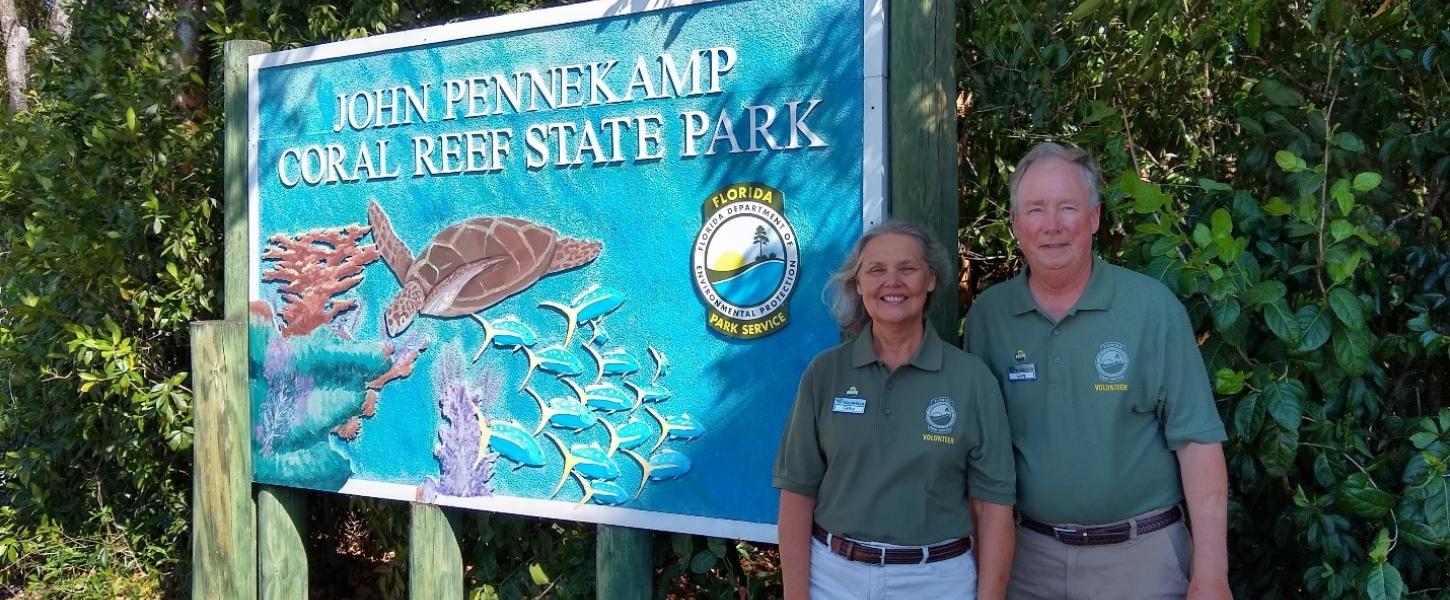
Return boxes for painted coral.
[249,223,420,492]
[424,342,497,499]
[260,225,380,338]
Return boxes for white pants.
[809,537,978,600]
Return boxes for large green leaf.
[1328,288,1365,328]
[1263,196,1293,216]
[1263,379,1306,432]
[1331,179,1355,215]
[1264,300,1303,344]
[1363,563,1405,600]
[1274,149,1306,172]
[1210,208,1233,238]
[1257,425,1300,477]
[1330,219,1354,242]
[690,551,719,574]
[1197,178,1232,192]
[1192,223,1212,247]
[1067,0,1106,21]
[1352,171,1383,192]
[1242,280,1287,306]
[1399,516,1443,551]
[1259,79,1305,107]
[1411,471,1450,546]
[1211,299,1241,332]
[1232,393,1264,439]
[1327,249,1364,283]
[1295,304,1332,352]
[1333,325,1373,377]
[1333,131,1365,152]
[1338,472,1394,518]
[1133,183,1166,214]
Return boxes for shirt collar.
[1006,255,1116,317]
[850,323,944,371]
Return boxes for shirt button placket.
[875,379,887,417]
[1046,322,1064,385]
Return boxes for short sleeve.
[772,359,825,496]
[965,361,1016,506]
[1160,300,1228,449]
[963,304,987,356]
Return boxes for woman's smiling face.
[855,232,936,329]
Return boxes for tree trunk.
[47,0,70,43]
[0,0,29,113]
[175,0,204,111]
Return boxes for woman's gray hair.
[1007,142,1103,211]
[824,219,950,335]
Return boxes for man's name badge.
[832,397,867,414]
[1007,364,1038,381]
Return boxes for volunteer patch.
[925,397,956,434]
[1095,341,1129,383]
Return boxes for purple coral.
[255,336,315,457]
[429,345,497,497]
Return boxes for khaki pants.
[1007,519,1192,600]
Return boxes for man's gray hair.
[1008,142,1104,211]
[824,219,950,336]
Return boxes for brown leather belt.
[1020,505,1183,547]
[811,524,972,565]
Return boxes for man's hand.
[1187,573,1232,600]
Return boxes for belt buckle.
[849,539,886,566]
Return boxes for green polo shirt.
[772,324,1016,545]
[964,256,1227,525]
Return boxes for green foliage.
[0,1,217,594]
[960,0,1449,597]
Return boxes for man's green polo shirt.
[964,256,1227,525]
[772,324,1016,546]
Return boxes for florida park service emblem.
[1095,342,1130,383]
[691,183,799,339]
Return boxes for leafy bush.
[0,1,217,592]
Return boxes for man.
[964,142,1230,599]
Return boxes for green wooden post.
[410,503,465,598]
[257,487,308,598]
[192,321,255,599]
[597,526,652,600]
[222,38,310,598]
[223,39,269,321]
[888,0,960,339]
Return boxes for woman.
[773,220,1016,599]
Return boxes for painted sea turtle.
[367,199,602,337]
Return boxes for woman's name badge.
[832,397,867,414]
[1007,364,1038,381]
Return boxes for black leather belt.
[811,523,972,565]
[1020,505,1182,547]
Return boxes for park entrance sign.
[247,0,883,542]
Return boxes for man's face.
[1011,156,1101,276]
